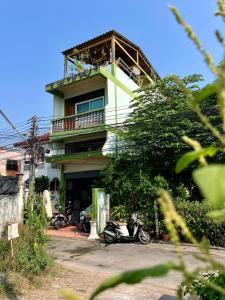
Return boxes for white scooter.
[103,214,150,245]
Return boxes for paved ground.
[46,236,225,299]
[47,226,89,239]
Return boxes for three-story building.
[46,30,159,218]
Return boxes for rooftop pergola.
[62,30,160,82]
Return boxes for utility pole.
[0,111,38,188]
[28,116,38,191]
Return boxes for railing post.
[51,110,104,133]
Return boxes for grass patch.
[0,265,58,299]
[0,191,53,298]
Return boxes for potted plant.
[87,205,99,240]
[111,205,130,236]
[159,221,170,242]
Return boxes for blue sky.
[0,0,223,128]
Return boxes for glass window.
[25,179,29,190]
[77,102,89,114]
[90,98,104,111]
[50,178,60,192]
[6,160,18,171]
[37,147,45,163]
[76,97,104,114]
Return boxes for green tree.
[35,175,49,194]
[119,74,218,178]
[101,75,219,204]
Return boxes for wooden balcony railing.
[52,109,104,133]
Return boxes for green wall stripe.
[100,66,136,98]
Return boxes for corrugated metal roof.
[62,30,160,79]
[62,30,123,54]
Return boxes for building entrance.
[65,176,99,220]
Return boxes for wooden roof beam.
[114,36,138,52]
[138,52,154,73]
[65,37,112,58]
[115,39,150,79]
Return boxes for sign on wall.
[8,223,19,240]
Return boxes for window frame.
[6,159,18,171]
[75,96,104,115]
[50,177,60,192]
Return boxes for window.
[25,179,29,190]
[65,138,106,154]
[37,147,45,163]
[6,160,18,171]
[51,163,60,169]
[76,97,104,114]
[50,178,60,192]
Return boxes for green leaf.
[192,83,217,106]
[90,262,178,300]
[193,165,225,209]
[176,147,218,173]
[198,238,210,254]
[207,209,225,224]
[62,290,81,300]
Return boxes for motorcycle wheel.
[138,229,150,245]
[104,233,115,244]
[77,221,84,232]
[83,222,90,233]
[54,219,62,230]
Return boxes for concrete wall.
[105,79,116,126]
[103,65,139,154]
[0,179,24,237]
[64,77,106,100]
[116,66,139,91]
[115,66,139,124]
[64,161,108,174]
[53,95,64,119]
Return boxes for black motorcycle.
[52,202,75,229]
[103,216,150,245]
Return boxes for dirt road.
[45,237,225,299]
[3,237,225,300]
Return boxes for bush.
[175,200,225,247]
[111,205,131,221]
[182,272,225,299]
[0,224,50,278]
[0,193,51,279]
[35,175,49,194]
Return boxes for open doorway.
[65,177,99,220]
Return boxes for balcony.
[51,109,105,134]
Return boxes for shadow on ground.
[64,244,100,257]
[0,278,20,300]
[159,295,176,300]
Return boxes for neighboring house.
[45,30,159,218]
[0,149,24,236]
[15,134,61,194]
[0,148,23,176]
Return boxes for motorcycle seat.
[107,220,120,228]
[58,214,65,218]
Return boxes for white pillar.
[88,220,99,240]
